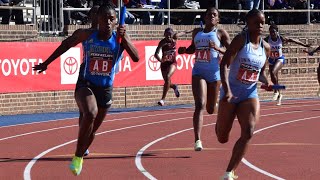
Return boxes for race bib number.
[237,63,259,84]
[195,48,211,62]
[270,51,280,58]
[89,57,113,75]
[162,51,175,62]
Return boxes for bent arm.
[173,29,193,40]
[217,28,231,54]
[154,40,165,62]
[282,36,310,47]
[259,41,272,84]
[121,33,139,62]
[220,34,244,94]
[43,29,87,66]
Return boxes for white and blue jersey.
[192,28,221,82]
[79,31,124,87]
[268,35,285,65]
[220,32,266,103]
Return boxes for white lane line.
[23,116,194,180]
[1,99,317,128]
[134,113,320,180]
[0,109,194,141]
[135,126,206,180]
[2,102,316,142]
[24,111,294,179]
[241,115,320,180]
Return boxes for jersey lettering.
[270,51,280,58]
[162,50,175,62]
[89,57,113,76]
[195,48,211,62]
[237,63,259,84]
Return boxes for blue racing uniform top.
[221,32,266,103]
[79,31,124,87]
[192,28,221,82]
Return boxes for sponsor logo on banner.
[60,47,81,84]
[145,46,162,80]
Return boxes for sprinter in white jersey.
[265,23,310,105]
[216,9,272,180]
[178,7,230,151]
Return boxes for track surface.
[0,99,319,180]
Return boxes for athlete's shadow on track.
[0,153,190,163]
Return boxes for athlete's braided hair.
[97,0,116,15]
[245,8,263,22]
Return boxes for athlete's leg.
[74,87,98,157]
[84,107,109,151]
[160,64,177,100]
[269,60,283,93]
[206,80,221,114]
[167,64,177,88]
[226,98,260,172]
[215,100,237,143]
[192,75,207,142]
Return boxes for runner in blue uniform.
[216,9,272,180]
[33,3,139,176]
[178,7,231,151]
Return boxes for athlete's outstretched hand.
[33,63,47,74]
[303,49,314,56]
[178,47,186,54]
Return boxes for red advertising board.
[0,40,195,93]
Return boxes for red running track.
[0,99,320,180]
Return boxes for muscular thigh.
[272,60,284,73]
[236,98,260,134]
[192,75,207,107]
[75,87,98,114]
[216,100,237,138]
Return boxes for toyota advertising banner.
[0,41,195,93]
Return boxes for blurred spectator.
[292,0,308,24]
[268,0,292,24]
[312,0,320,22]
[64,0,89,25]
[152,0,166,25]
[170,0,198,25]
[0,0,24,24]
[219,0,245,24]
[126,0,151,24]
[111,0,136,24]
[88,0,111,6]
[243,0,261,9]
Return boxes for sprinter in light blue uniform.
[178,7,230,152]
[265,23,310,105]
[215,9,272,180]
[192,28,221,82]
[220,31,266,103]
[33,3,139,176]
